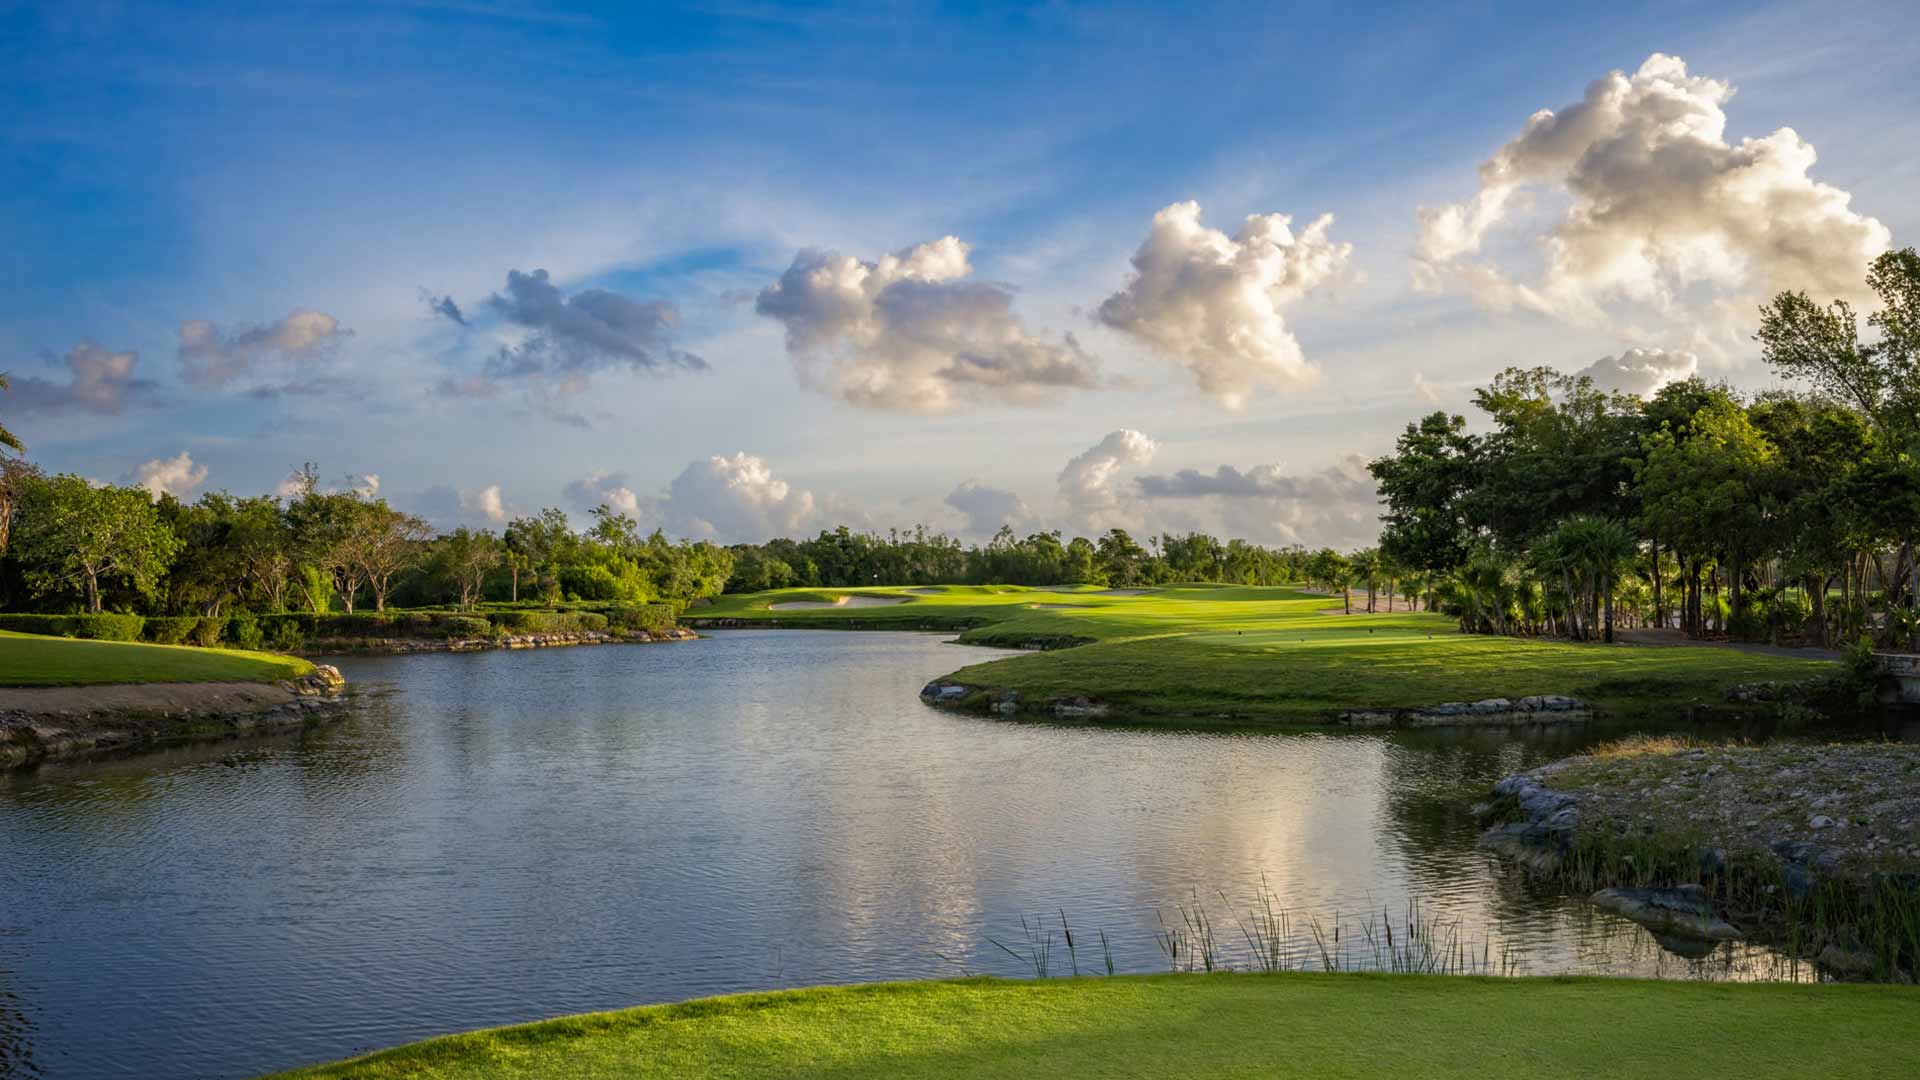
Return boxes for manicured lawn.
[272,974,1920,1079]
[695,586,1837,723]
[0,630,313,686]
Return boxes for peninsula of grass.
[0,629,313,687]
[272,973,1920,1079]
[693,585,1838,725]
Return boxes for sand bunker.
[904,587,946,595]
[1096,588,1156,596]
[1028,603,1084,610]
[769,595,912,611]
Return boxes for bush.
[142,616,200,644]
[0,613,146,640]
[264,618,305,653]
[190,616,226,647]
[226,612,264,650]
[488,610,607,635]
[604,603,677,633]
[442,615,493,639]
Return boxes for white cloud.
[565,470,642,516]
[1096,200,1355,409]
[1575,347,1699,398]
[8,342,152,415]
[658,452,817,542]
[1415,53,1891,351]
[755,235,1102,412]
[178,309,351,388]
[1134,454,1380,550]
[460,483,510,524]
[1057,429,1156,531]
[354,474,380,498]
[1411,371,1444,405]
[128,451,208,500]
[944,480,1034,539]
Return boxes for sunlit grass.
[271,973,1920,1079]
[699,584,1833,723]
[0,630,312,686]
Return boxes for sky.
[3,0,1915,549]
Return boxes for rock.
[1591,885,1742,942]
[1809,815,1837,830]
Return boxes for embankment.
[0,665,347,768]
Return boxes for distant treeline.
[722,526,1321,593]
[0,464,734,618]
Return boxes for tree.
[349,501,432,612]
[433,528,501,609]
[0,374,27,552]
[1370,411,1480,578]
[1760,247,1920,647]
[12,476,181,612]
[1351,548,1383,612]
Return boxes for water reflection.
[0,631,1871,1079]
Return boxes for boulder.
[1590,885,1742,942]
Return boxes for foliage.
[10,474,181,613]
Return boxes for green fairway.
[272,974,1920,1079]
[694,585,1837,723]
[0,630,313,686]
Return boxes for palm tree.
[1352,548,1383,612]
[1552,516,1640,644]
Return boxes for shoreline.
[1477,739,1920,980]
[296,625,698,657]
[0,665,347,769]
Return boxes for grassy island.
[0,629,313,686]
[693,585,1838,725]
[273,974,1920,1079]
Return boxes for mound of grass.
[696,586,1836,724]
[272,974,1920,1079]
[0,630,313,687]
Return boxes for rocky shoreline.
[1477,739,1920,978]
[0,665,349,769]
[300,625,697,656]
[919,680,1597,727]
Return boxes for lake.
[0,631,1810,1079]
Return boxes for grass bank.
[0,629,313,686]
[272,973,1920,1079]
[695,585,1838,724]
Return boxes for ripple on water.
[0,630,1816,1079]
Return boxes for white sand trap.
[1097,588,1156,596]
[769,595,912,610]
[904,587,946,595]
[1029,602,1084,610]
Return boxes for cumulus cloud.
[755,236,1102,412]
[944,480,1035,538]
[460,483,510,524]
[1575,347,1699,398]
[483,268,704,381]
[7,342,153,414]
[353,474,380,498]
[128,451,208,500]
[1411,371,1444,405]
[178,310,351,389]
[1096,201,1355,409]
[1134,454,1380,549]
[422,290,468,326]
[1414,53,1890,347]
[1057,429,1157,531]
[565,469,643,516]
[658,452,817,541]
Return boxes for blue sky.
[3,1,1915,546]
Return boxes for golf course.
[693,584,1840,724]
[271,974,1920,1079]
[0,628,314,686]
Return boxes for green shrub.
[488,610,607,635]
[0,613,147,640]
[142,616,200,644]
[190,616,226,647]
[226,612,264,650]
[442,615,493,639]
[264,618,305,652]
[604,603,678,633]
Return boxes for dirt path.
[0,680,300,715]
[1614,628,1841,661]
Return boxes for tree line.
[0,463,734,617]
[1371,249,1920,651]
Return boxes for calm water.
[0,631,1808,1078]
